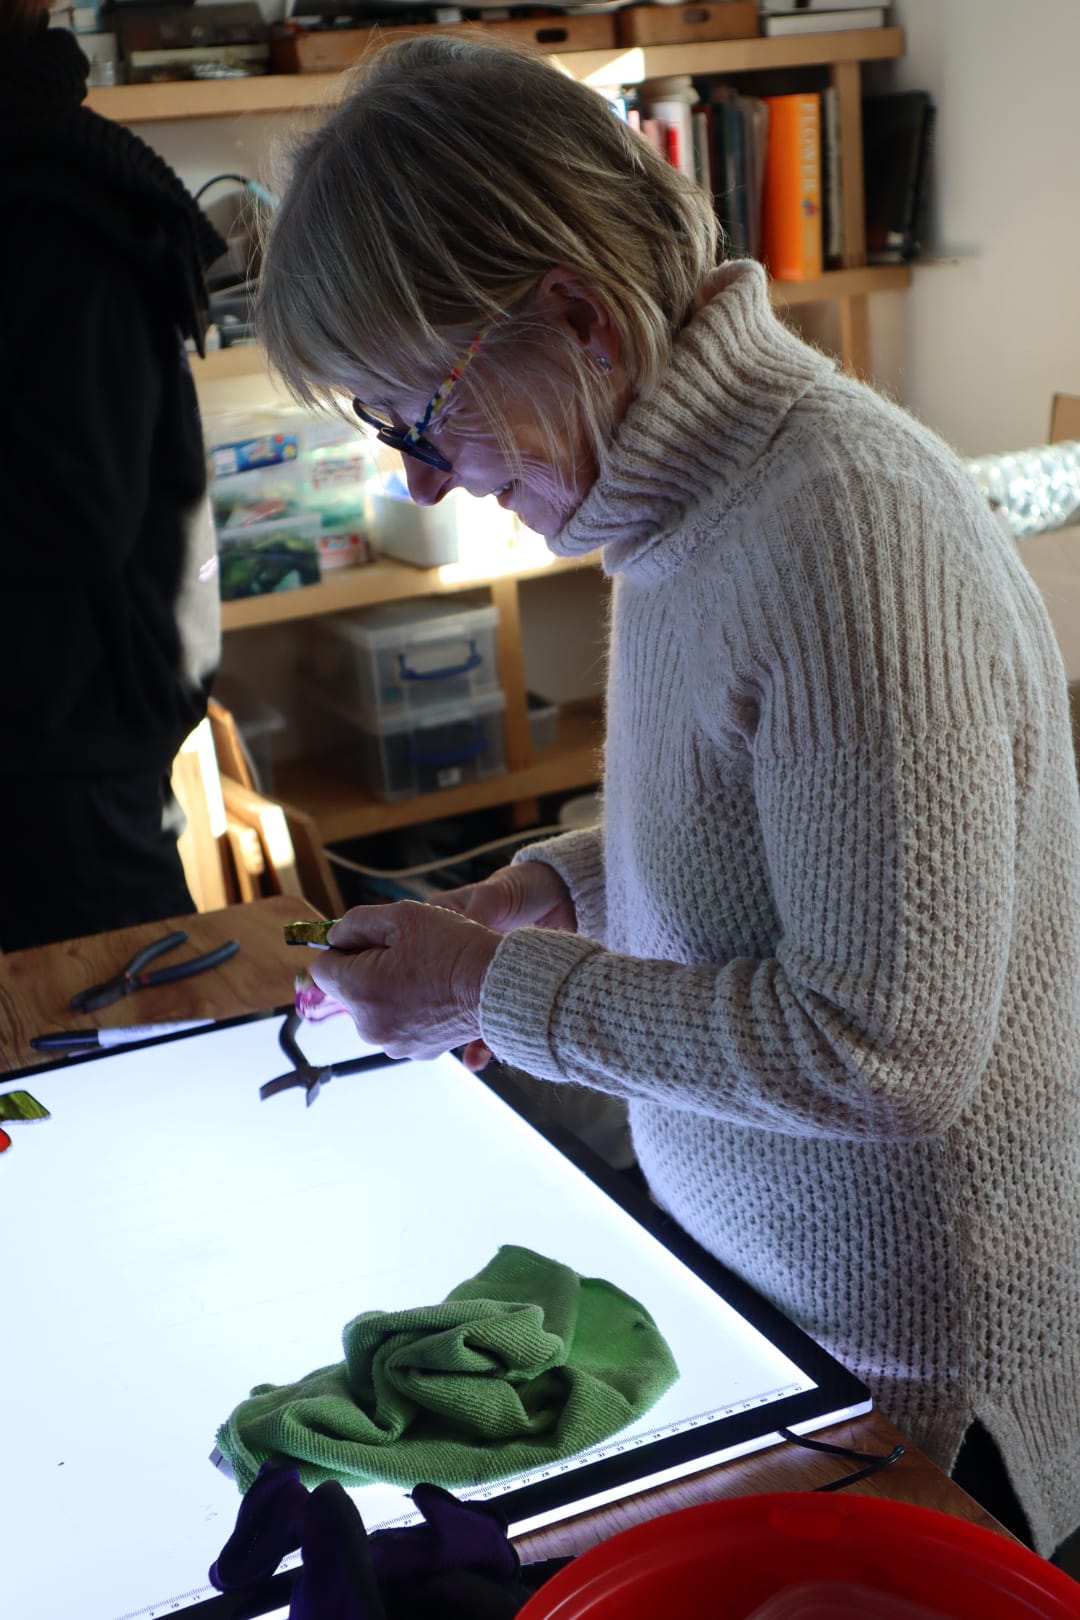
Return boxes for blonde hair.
[257,31,719,475]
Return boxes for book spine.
[822,84,843,263]
[761,92,823,280]
[691,102,714,197]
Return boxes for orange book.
[761,92,823,280]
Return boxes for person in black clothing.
[0,0,226,951]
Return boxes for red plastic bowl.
[518,1492,1080,1618]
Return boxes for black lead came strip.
[778,1426,905,1493]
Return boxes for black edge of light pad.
[0,1005,296,1085]
[10,1036,869,1620]
[471,1059,871,1527]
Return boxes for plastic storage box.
[527,692,559,750]
[304,599,501,721]
[368,487,460,567]
[309,686,508,801]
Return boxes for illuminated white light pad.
[2,1015,839,1620]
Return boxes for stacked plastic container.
[205,410,373,600]
[302,599,507,801]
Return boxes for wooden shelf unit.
[85,27,903,122]
[139,23,907,846]
[219,549,595,634]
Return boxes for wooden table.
[0,895,316,1074]
[0,896,1010,1562]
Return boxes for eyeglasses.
[352,331,486,475]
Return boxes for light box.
[1,1011,869,1620]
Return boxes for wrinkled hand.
[437,861,576,934]
[308,901,500,1062]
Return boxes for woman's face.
[364,269,624,538]
[382,355,597,539]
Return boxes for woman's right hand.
[435,861,577,935]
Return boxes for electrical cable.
[324,824,569,882]
[194,172,251,202]
[194,174,280,209]
[779,1427,905,1493]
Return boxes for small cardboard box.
[271,15,616,74]
[1015,522,1080,769]
[617,1,759,48]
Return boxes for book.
[704,87,768,261]
[742,94,769,261]
[862,89,935,262]
[709,87,749,258]
[691,102,714,197]
[760,0,881,11]
[761,7,886,34]
[821,82,843,262]
[760,91,823,280]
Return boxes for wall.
[866,0,1080,456]
[147,111,311,205]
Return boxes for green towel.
[216,1245,678,1492]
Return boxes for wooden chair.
[1050,394,1080,444]
[172,703,343,918]
[1046,394,1080,771]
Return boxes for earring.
[595,356,613,373]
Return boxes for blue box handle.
[397,640,482,683]
[407,720,486,769]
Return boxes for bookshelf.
[105,23,909,844]
[89,23,908,381]
[84,28,903,123]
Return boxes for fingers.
[323,903,407,951]
[461,1039,493,1072]
[436,865,574,933]
[293,971,348,1022]
[432,873,520,932]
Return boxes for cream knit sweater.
[479,261,1080,1554]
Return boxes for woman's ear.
[535,266,621,371]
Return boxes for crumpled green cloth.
[216,1245,678,1493]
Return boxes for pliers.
[70,930,240,1013]
[260,1011,405,1106]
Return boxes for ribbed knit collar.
[552,259,834,579]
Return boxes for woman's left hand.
[307,901,500,1061]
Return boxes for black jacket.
[0,23,226,778]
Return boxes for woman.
[0,0,223,950]
[258,35,1080,1555]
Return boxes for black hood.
[0,20,227,351]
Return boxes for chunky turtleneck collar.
[551,260,835,577]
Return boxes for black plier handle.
[71,931,240,1012]
[259,1011,405,1106]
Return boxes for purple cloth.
[210,1461,535,1620]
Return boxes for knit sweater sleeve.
[480,448,1048,1143]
